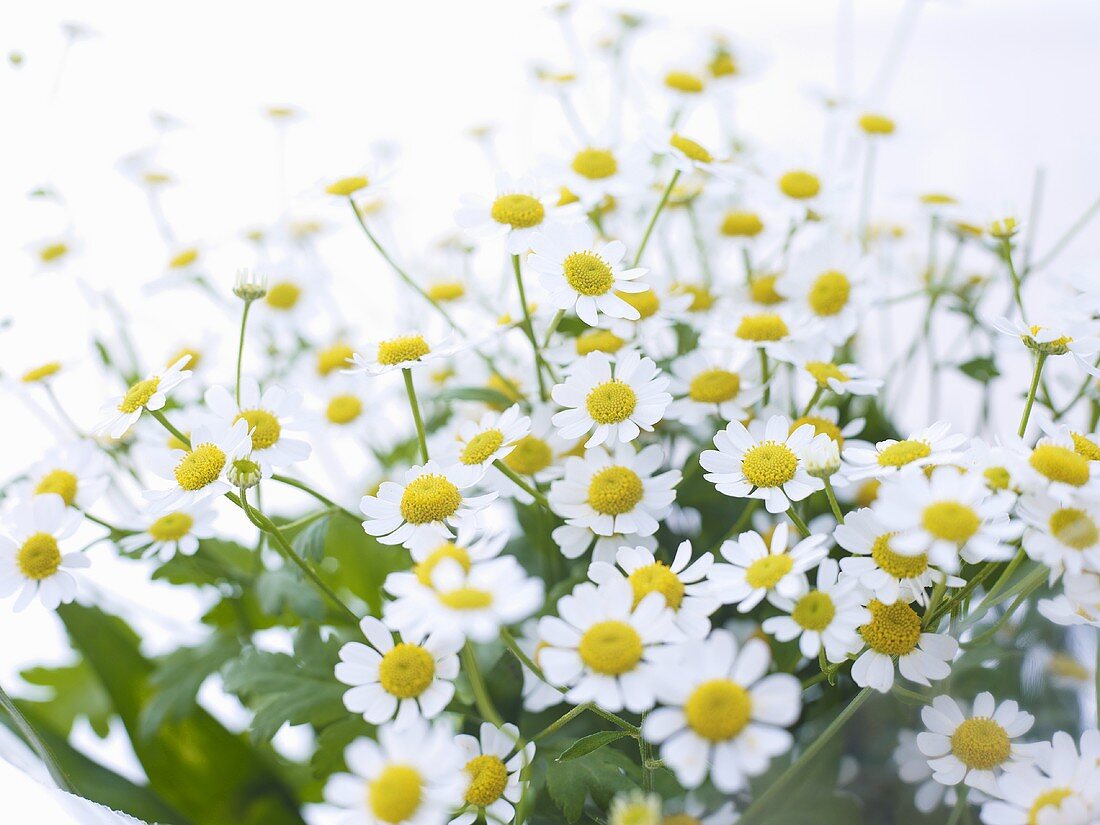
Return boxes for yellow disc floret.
[587,466,644,515]
[664,71,705,93]
[34,470,78,507]
[326,176,369,196]
[503,436,553,476]
[265,281,301,310]
[858,113,896,135]
[460,429,504,465]
[805,362,849,387]
[1030,444,1090,487]
[317,343,355,376]
[807,271,851,316]
[950,717,1011,770]
[235,409,281,450]
[17,533,61,580]
[586,380,637,424]
[21,362,62,383]
[326,395,363,425]
[922,501,980,544]
[871,533,928,579]
[1027,789,1074,825]
[579,620,643,675]
[684,679,751,741]
[749,274,784,305]
[672,283,716,311]
[378,643,436,698]
[736,313,788,342]
[741,443,798,488]
[368,764,423,824]
[377,335,431,366]
[148,512,194,542]
[670,133,713,164]
[490,194,545,229]
[1049,508,1099,550]
[438,588,493,610]
[415,543,472,586]
[628,562,685,609]
[877,440,932,468]
[174,444,227,491]
[428,281,465,302]
[745,553,794,589]
[464,754,509,807]
[563,251,615,296]
[721,211,764,238]
[792,591,836,631]
[688,369,741,404]
[778,170,821,200]
[118,377,160,414]
[1071,433,1100,461]
[791,415,843,444]
[616,288,659,318]
[571,148,618,180]
[399,475,462,524]
[860,599,921,656]
[576,330,626,356]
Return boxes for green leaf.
[323,515,409,615]
[291,514,330,563]
[545,746,638,822]
[958,356,1000,383]
[256,569,326,621]
[556,730,630,761]
[19,658,113,738]
[138,634,242,739]
[152,538,253,586]
[311,716,373,780]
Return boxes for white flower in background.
[660,795,740,825]
[455,173,570,254]
[314,376,371,431]
[493,403,573,486]
[963,438,1021,498]
[992,316,1100,376]
[0,495,89,611]
[851,599,958,693]
[762,558,871,662]
[845,421,968,480]
[360,462,497,552]
[1018,493,1100,580]
[384,557,543,643]
[701,304,812,363]
[665,348,763,425]
[436,405,532,499]
[645,125,736,179]
[527,222,649,326]
[11,442,110,511]
[917,693,1036,793]
[335,616,461,728]
[588,542,719,639]
[795,356,882,398]
[802,435,842,479]
[778,235,867,346]
[537,576,679,712]
[407,528,507,588]
[1038,572,1100,627]
[601,284,693,362]
[607,790,661,825]
[549,443,680,562]
[118,499,217,560]
[789,405,866,450]
[94,354,192,438]
[872,467,1020,573]
[643,631,800,792]
[894,729,960,814]
[205,379,311,476]
[349,332,455,375]
[700,415,828,513]
[551,350,671,448]
[145,419,252,511]
[323,719,463,825]
[560,143,651,206]
[452,722,534,825]
[706,521,828,612]
[1008,431,1100,505]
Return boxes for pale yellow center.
[317,343,355,376]
[490,194,545,228]
[871,533,928,579]
[1050,508,1099,550]
[860,599,921,655]
[585,380,637,424]
[628,562,685,609]
[922,501,980,543]
[684,679,751,742]
[792,590,836,631]
[571,148,618,180]
[464,755,509,807]
[808,271,851,316]
[721,211,764,237]
[34,470,78,507]
[1030,444,1090,487]
[778,170,821,200]
[741,443,798,488]
[415,543,472,586]
[587,466,644,515]
[235,409,281,450]
[736,313,788,341]
[17,533,61,580]
[148,512,194,542]
[265,281,301,310]
[377,335,430,366]
[578,620,643,675]
[378,643,435,698]
[504,436,553,476]
[368,764,423,824]
[460,429,504,465]
[399,475,462,524]
[118,377,160,414]
[326,394,363,425]
[688,369,741,404]
[744,554,794,589]
[950,717,1010,770]
[174,444,227,491]
[877,440,931,468]
[563,251,615,296]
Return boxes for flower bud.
[233,268,267,302]
[804,437,841,479]
[228,458,263,489]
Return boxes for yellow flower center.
[922,501,980,544]
[858,113,896,135]
[807,271,851,316]
[578,620,643,675]
[575,330,626,356]
[490,194,545,229]
[265,281,301,310]
[790,415,843,445]
[235,409,281,450]
[860,599,921,656]
[399,475,463,524]
[615,288,659,319]
[427,281,465,302]
[167,347,201,371]
[736,313,789,342]
[586,380,637,424]
[571,148,618,180]
[503,436,553,476]
[708,51,738,78]
[778,170,821,200]
[1071,432,1100,461]
[378,643,435,698]
[688,369,741,404]
[683,679,751,742]
[877,440,931,468]
[1029,444,1089,487]
[34,470,78,507]
[792,590,836,631]
[628,562,685,609]
[317,343,355,376]
[326,176,369,196]
[983,466,1011,491]
[118,377,160,414]
[168,248,199,269]
[670,133,713,164]
[721,210,764,237]
[1049,508,1099,550]
[21,362,62,383]
[438,587,494,610]
[39,242,69,262]
[148,511,194,542]
[368,764,423,824]
[464,754,509,807]
[664,71,705,93]
[871,533,928,579]
[563,251,615,296]
[744,553,794,589]
[856,479,881,507]
[1027,789,1074,825]
[460,429,504,465]
[17,533,61,580]
[415,543,472,586]
[805,361,849,387]
[326,395,363,425]
[671,282,716,311]
[587,466,644,515]
[749,274,784,305]
[377,335,431,366]
[741,442,798,488]
[950,717,1010,770]
[174,444,227,491]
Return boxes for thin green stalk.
[492,460,550,508]
[685,201,713,285]
[718,499,760,544]
[0,682,75,793]
[462,642,504,727]
[822,478,844,524]
[235,299,253,406]
[799,386,824,418]
[542,309,566,348]
[633,169,680,266]
[81,511,130,535]
[760,350,771,406]
[270,474,360,522]
[946,786,969,825]
[532,703,589,741]
[785,500,811,538]
[511,254,551,400]
[1000,238,1025,321]
[1018,353,1047,437]
[923,576,947,629]
[403,368,429,463]
[150,409,191,448]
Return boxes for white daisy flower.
[661,795,740,825]
[762,558,871,663]
[844,421,968,481]
[335,615,461,729]
[963,438,1022,498]
[643,631,800,793]
[548,443,680,563]
[254,271,325,338]
[705,521,828,612]
[992,316,1100,377]
[917,692,1036,794]
[436,405,533,501]
[551,350,671,449]
[451,722,534,825]
[607,790,661,825]
[894,729,961,814]
[322,719,463,825]
[536,576,679,713]
[514,620,566,713]
[1019,493,1100,581]
[314,376,371,431]
[407,528,508,588]
[360,462,497,552]
[348,332,455,375]
[94,354,192,438]
[851,598,958,693]
[0,494,89,611]
[645,126,736,179]
[527,222,649,326]
[1038,572,1100,627]
[1007,431,1100,505]
[788,405,867,450]
[145,419,252,511]
[795,356,882,398]
[777,234,867,346]
[384,557,543,644]
[455,173,571,254]
[588,541,719,639]
[665,349,763,426]
[118,498,217,560]
[700,415,828,513]
[560,143,651,207]
[204,379,311,476]
[494,403,573,487]
[11,441,110,511]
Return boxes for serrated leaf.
[138,634,242,739]
[556,730,630,761]
[256,568,326,621]
[311,716,373,780]
[19,658,113,738]
[323,516,410,615]
[292,514,330,563]
[152,538,253,586]
[545,746,638,822]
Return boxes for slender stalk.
[150,409,191,448]
[235,299,253,406]
[760,350,771,406]
[462,642,504,727]
[633,169,681,266]
[81,511,130,535]
[1000,238,1026,322]
[1030,193,1100,274]
[542,309,566,348]
[1018,353,1047,437]
[403,368,429,463]
[923,576,947,629]
[822,478,844,524]
[511,254,550,400]
[718,499,760,544]
[532,703,589,742]
[493,460,550,508]
[946,786,969,825]
[800,386,824,418]
[0,682,75,793]
[785,500,811,538]
[685,201,713,286]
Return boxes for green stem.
[685,201,713,286]
[718,499,760,544]
[403,368,429,463]
[532,703,589,741]
[1000,238,1025,321]
[542,309,566,348]
[0,682,75,793]
[822,478,844,524]
[235,298,253,406]
[923,576,947,629]
[270,474,360,522]
[633,169,681,266]
[799,386,824,418]
[81,511,130,535]
[492,460,550,508]
[1018,353,1047,437]
[150,409,191,449]
[462,642,504,727]
[760,350,771,406]
[946,786,969,825]
[511,254,551,400]
[784,500,811,538]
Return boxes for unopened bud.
[233,268,267,301]
[805,437,841,479]
[229,458,263,489]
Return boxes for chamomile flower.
[661,796,740,825]
[335,616,461,728]
[964,438,1022,497]
[588,542,719,639]
[777,235,867,345]
[407,529,508,588]
[12,442,110,511]
[917,693,1036,793]
[551,350,671,448]
[700,415,828,513]
[787,406,866,449]
[701,304,811,366]
[607,791,661,825]
[315,377,371,431]
[643,631,800,792]
[451,723,534,825]
[549,443,680,562]
[560,143,651,208]
[646,127,734,178]
[706,522,828,612]
[494,403,572,486]
[600,284,693,361]
[851,599,958,693]
[894,729,960,814]
[145,419,252,511]
[0,494,88,611]
[536,576,679,712]
[349,332,455,375]
[1018,493,1100,581]
[204,379,310,476]
[117,499,217,560]
[513,620,565,713]
[360,462,497,552]
[872,467,1020,573]
[437,405,531,500]
[844,420,968,480]
[795,357,882,398]
[1008,432,1100,505]
[455,173,568,254]
[665,349,762,425]
[94,354,192,438]
[1038,572,1100,627]
[527,222,649,326]
[762,558,871,662]
[323,719,463,825]
[992,316,1100,377]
